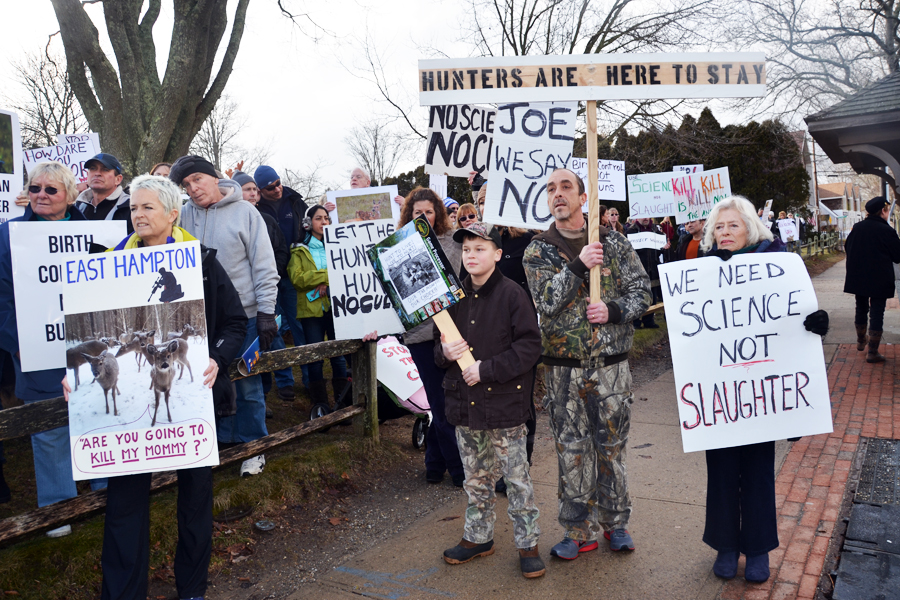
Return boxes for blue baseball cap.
[84,153,123,174]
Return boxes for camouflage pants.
[544,361,633,540]
[455,424,540,549]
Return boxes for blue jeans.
[300,311,347,382]
[278,279,310,388]
[216,317,268,444]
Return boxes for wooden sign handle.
[586,100,603,305]
[433,310,476,370]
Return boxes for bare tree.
[281,159,341,201]
[188,96,272,174]
[737,0,899,116]
[5,48,87,149]
[344,120,407,185]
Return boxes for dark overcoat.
[844,215,900,298]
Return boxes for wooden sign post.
[586,100,602,305]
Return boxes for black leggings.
[855,295,887,331]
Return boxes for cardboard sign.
[674,164,703,174]
[56,132,100,154]
[417,53,766,105]
[627,232,668,250]
[0,110,25,224]
[570,158,627,207]
[324,219,403,340]
[325,185,401,225]
[9,221,126,372]
[63,241,217,479]
[658,253,833,452]
[482,101,577,230]
[627,171,676,219]
[673,167,731,224]
[424,104,496,177]
[375,337,423,402]
[429,174,448,199]
[23,141,97,184]
[367,217,465,331]
[777,219,799,243]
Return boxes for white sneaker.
[46,524,72,538]
[240,455,265,477]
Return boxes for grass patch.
[630,313,668,360]
[803,251,844,278]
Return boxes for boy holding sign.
[435,222,544,578]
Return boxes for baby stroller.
[309,336,431,448]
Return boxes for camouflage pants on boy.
[455,424,540,549]
[544,361,633,541]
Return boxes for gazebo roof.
[807,71,900,123]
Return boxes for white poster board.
[483,101,577,230]
[0,109,25,224]
[325,185,401,225]
[778,219,799,242]
[23,140,97,184]
[762,199,774,222]
[9,221,126,372]
[658,253,833,452]
[375,337,423,401]
[325,219,404,340]
[570,158,627,212]
[63,241,217,479]
[674,164,703,174]
[673,167,731,224]
[429,174,448,200]
[627,171,676,219]
[56,132,100,154]
[424,104,495,177]
[627,232,668,250]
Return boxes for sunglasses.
[28,185,60,195]
[263,180,281,192]
[458,214,476,222]
[448,206,459,214]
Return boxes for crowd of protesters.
[0,145,876,595]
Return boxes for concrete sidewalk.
[299,257,868,600]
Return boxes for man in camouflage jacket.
[523,168,651,560]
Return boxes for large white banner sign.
[0,109,25,224]
[627,171,676,219]
[10,221,126,372]
[570,158,627,205]
[63,241,217,479]
[483,101,577,230]
[673,167,731,224]
[325,219,403,340]
[659,253,833,453]
[425,104,496,177]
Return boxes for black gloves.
[256,312,278,351]
[804,310,829,336]
[710,249,733,261]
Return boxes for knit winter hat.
[232,170,255,188]
[443,197,459,209]
[169,155,218,185]
[254,165,280,189]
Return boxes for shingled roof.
[807,71,900,122]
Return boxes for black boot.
[867,330,886,363]
[856,324,868,352]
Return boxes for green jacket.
[287,243,330,319]
[523,222,651,362]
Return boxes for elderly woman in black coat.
[843,196,900,363]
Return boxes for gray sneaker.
[549,537,598,560]
[605,529,635,551]
[240,455,266,477]
[46,524,72,538]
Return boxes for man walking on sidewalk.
[844,196,900,363]
[523,168,651,559]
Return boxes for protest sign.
[417,53,766,105]
[425,104,496,177]
[23,140,97,184]
[658,253,832,453]
[0,110,24,224]
[570,158,627,209]
[326,185,401,225]
[56,132,100,154]
[9,221,126,372]
[627,231,668,250]
[673,167,731,224]
[63,241,217,479]
[482,101,577,230]
[429,174,448,199]
[627,171,676,219]
[324,219,403,340]
[367,217,465,331]
[375,337,423,402]
[777,219,799,242]
[762,199,774,222]
[674,164,703,174]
